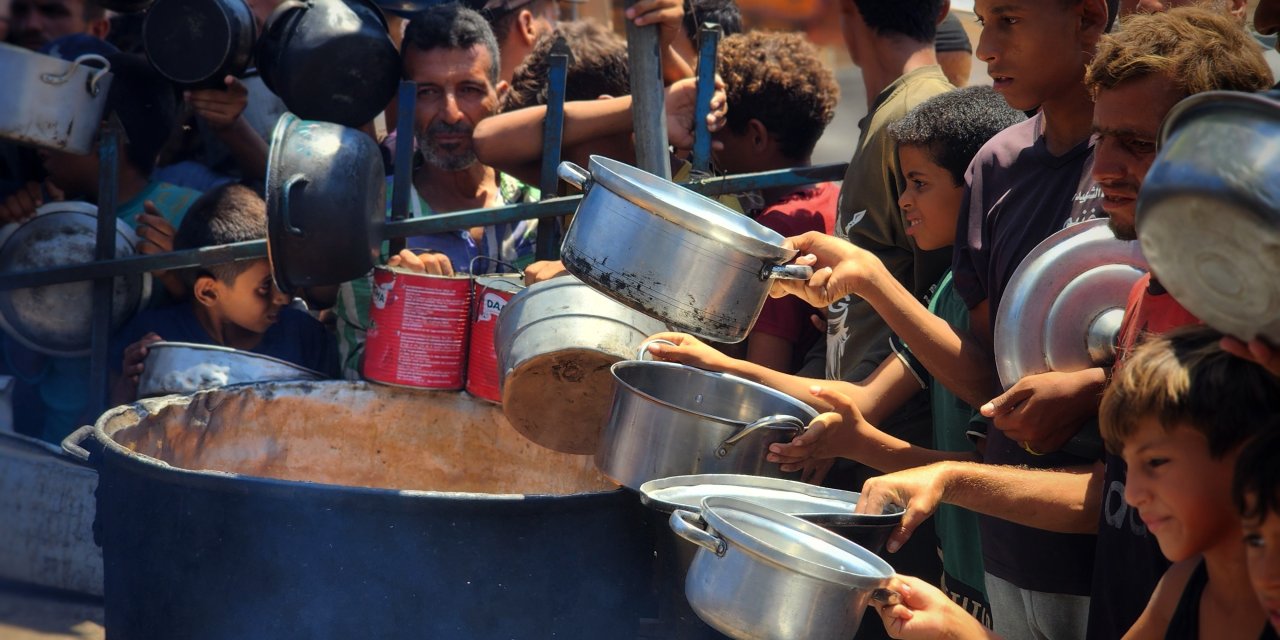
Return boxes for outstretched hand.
[664,75,727,151]
[768,232,885,309]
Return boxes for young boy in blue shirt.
[111,184,337,403]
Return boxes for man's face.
[1090,73,1185,241]
[405,44,500,172]
[974,0,1094,111]
[11,0,89,50]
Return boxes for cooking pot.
[1138,90,1280,343]
[557,157,813,344]
[671,497,897,640]
[256,0,399,128]
[495,275,668,454]
[595,345,817,490]
[98,0,155,11]
[142,0,257,87]
[994,218,1147,387]
[266,112,385,294]
[137,341,325,397]
[0,202,151,357]
[0,375,12,432]
[62,381,659,639]
[0,44,112,154]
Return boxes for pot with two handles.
[0,45,112,155]
[595,340,818,490]
[671,496,899,640]
[556,156,813,344]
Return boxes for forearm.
[847,428,979,475]
[214,117,267,181]
[858,271,1002,408]
[474,98,633,170]
[940,460,1103,534]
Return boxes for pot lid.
[583,156,796,262]
[641,474,902,525]
[699,496,893,588]
[0,201,151,357]
[994,219,1147,388]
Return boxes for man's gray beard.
[416,134,478,172]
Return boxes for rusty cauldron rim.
[71,380,627,507]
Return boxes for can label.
[466,275,523,403]
[364,267,471,389]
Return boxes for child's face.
[973,0,1094,112]
[1122,418,1240,563]
[213,260,290,335]
[1243,504,1280,632]
[897,145,964,252]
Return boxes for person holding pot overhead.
[332,4,541,381]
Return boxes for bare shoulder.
[1122,557,1201,640]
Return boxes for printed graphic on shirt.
[825,296,852,379]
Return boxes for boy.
[112,184,337,404]
[1235,425,1280,635]
[1098,326,1279,638]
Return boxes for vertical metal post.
[536,36,572,261]
[89,116,122,416]
[389,80,417,256]
[623,0,670,179]
[691,23,721,174]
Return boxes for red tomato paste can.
[465,275,524,403]
[363,267,471,389]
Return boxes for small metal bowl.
[137,341,325,398]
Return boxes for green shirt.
[117,179,201,228]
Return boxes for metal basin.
[137,341,325,397]
[63,381,658,640]
[0,44,112,154]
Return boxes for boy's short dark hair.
[1099,325,1280,457]
[717,31,838,162]
[887,86,1025,185]
[682,0,742,46]
[404,4,501,84]
[105,53,179,176]
[853,0,943,43]
[1234,423,1280,523]
[174,184,268,288]
[502,19,629,112]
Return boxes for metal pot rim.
[583,155,796,262]
[145,341,327,378]
[640,473,903,525]
[699,496,894,588]
[609,360,818,426]
[1159,90,1280,147]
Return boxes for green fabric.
[116,179,201,228]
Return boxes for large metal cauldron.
[66,381,658,639]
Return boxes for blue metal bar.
[624,0,670,179]
[388,81,417,255]
[691,23,721,173]
[89,116,122,416]
[535,36,571,261]
[0,163,849,290]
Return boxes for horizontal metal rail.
[0,162,847,291]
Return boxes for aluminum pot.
[1138,90,1280,343]
[266,112,385,294]
[495,275,668,454]
[61,381,659,640]
[596,349,817,490]
[256,0,399,128]
[557,156,813,344]
[137,341,325,397]
[0,202,151,357]
[0,44,112,154]
[142,0,257,87]
[671,497,897,640]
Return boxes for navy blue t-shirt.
[111,304,339,379]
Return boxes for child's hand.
[643,331,734,372]
[135,202,176,255]
[0,180,64,224]
[523,260,567,286]
[768,386,870,470]
[386,249,454,276]
[624,0,684,49]
[874,574,994,640]
[1220,335,1280,376]
[664,75,727,151]
[122,333,163,387]
[185,76,249,132]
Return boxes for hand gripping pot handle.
[670,509,728,556]
[557,161,591,191]
[715,414,805,459]
[763,263,814,281]
[635,338,678,361]
[61,424,95,462]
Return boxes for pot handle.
[670,509,728,557]
[557,162,591,191]
[715,414,805,459]
[61,424,95,462]
[870,588,902,607]
[636,338,678,361]
[762,263,814,281]
[280,174,309,237]
[41,54,112,96]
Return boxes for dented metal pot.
[0,44,112,154]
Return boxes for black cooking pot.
[257,0,400,127]
[142,0,257,87]
[99,0,155,12]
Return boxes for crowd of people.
[2,0,1280,638]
